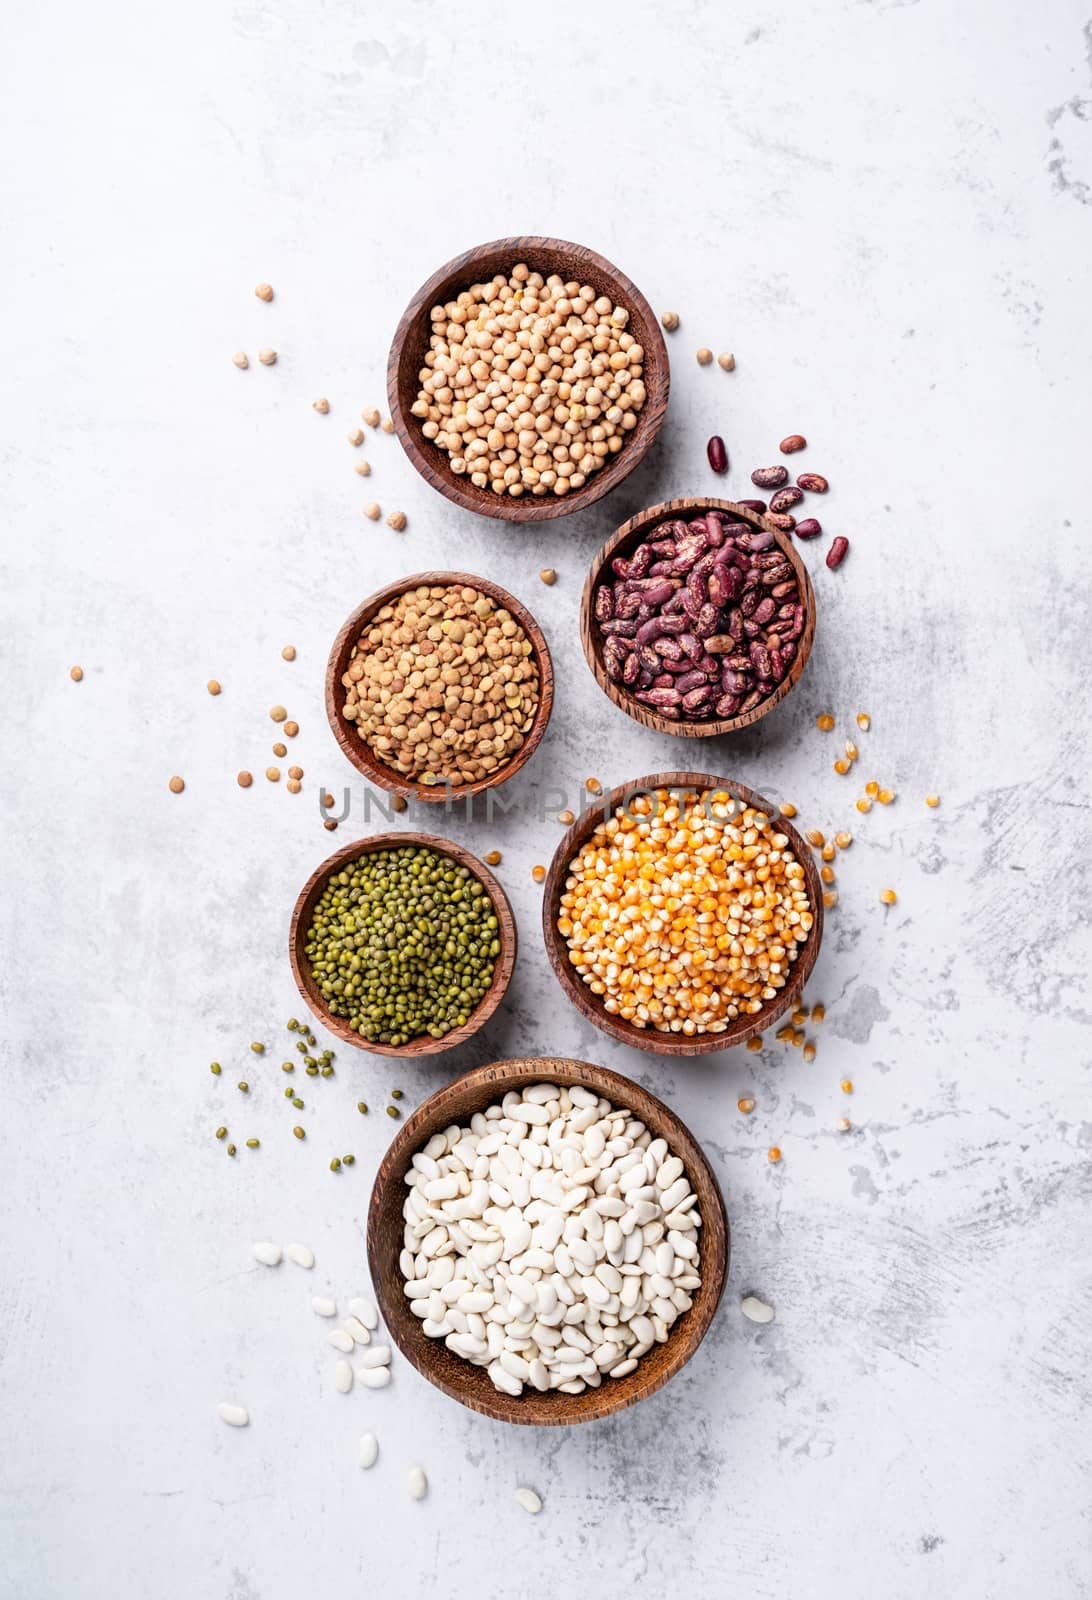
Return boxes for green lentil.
[293,1126,306,1140]
[237,1081,249,1093]
[284,1087,295,1099]
[329,1157,342,1172]
[287,1018,300,1031]
[320,1065,334,1078]
[210,1062,222,1076]
[390,1089,403,1100]
[386,1105,400,1119]
[250,1042,265,1054]
[215,1126,227,1140]
[357,1102,369,1114]
[303,1055,317,1067]
[282,1062,294,1073]
[227,1143,237,1156]
[305,1064,319,1077]
[246,1138,260,1149]
[303,845,499,1046]
[342,1154,356,1166]
[293,1097,305,1109]
[296,1041,308,1055]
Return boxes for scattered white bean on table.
[285,1242,314,1269]
[358,1433,379,1470]
[741,1295,775,1324]
[349,1297,378,1330]
[252,1241,281,1266]
[217,1402,249,1427]
[514,1486,543,1514]
[311,1296,337,1317]
[356,1365,391,1389]
[407,1466,428,1501]
[328,1329,355,1353]
[399,1083,702,1395]
[334,1359,354,1394]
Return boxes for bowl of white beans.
[366,1056,728,1424]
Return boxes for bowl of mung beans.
[581,498,816,738]
[541,773,824,1056]
[387,237,670,521]
[289,832,517,1057]
[326,572,554,801]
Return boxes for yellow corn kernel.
[856,797,873,814]
[880,888,897,905]
[557,809,575,825]
[746,1036,763,1053]
[820,865,835,884]
[803,1042,816,1062]
[821,842,836,862]
[816,714,835,732]
[844,740,858,761]
[840,1078,853,1094]
[532,864,546,883]
[585,776,603,794]
[837,1116,852,1132]
[791,1007,809,1026]
[484,849,502,866]
[834,831,852,850]
[856,712,870,731]
[805,829,825,848]
[767,1146,782,1163]
[775,1025,794,1042]
[790,1030,805,1048]
[779,801,797,818]
[925,794,940,808]
[833,759,850,774]
[877,788,896,805]
[737,1096,755,1114]
[810,1003,825,1023]
[823,890,838,907]
[865,780,879,797]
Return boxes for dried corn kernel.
[532,864,546,883]
[823,890,838,907]
[821,843,836,862]
[810,1003,825,1023]
[484,850,502,866]
[820,865,835,884]
[925,794,940,808]
[557,810,575,825]
[746,1036,763,1053]
[856,797,873,814]
[837,1116,852,1132]
[737,1097,755,1114]
[845,740,858,761]
[865,780,879,797]
[790,1030,806,1048]
[779,802,797,818]
[856,713,870,731]
[803,1042,816,1062]
[834,759,851,775]
[584,776,603,794]
[840,1078,853,1094]
[776,1025,795,1043]
[767,1146,782,1163]
[877,788,896,805]
[879,888,897,905]
[816,715,834,732]
[791,1007,809,1026]
[834,831,852,850]
[805,829,825,848]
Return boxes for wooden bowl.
[366,1056,729,1424]
[542,772,824,1056]
[580,497,816,738]
[386,237,670,523]
[288,832,516,1058]
[325,571,554,802]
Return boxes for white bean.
[357,1366,391,1389]
[334,1360,353,1394]
[217,1402,249,1427]
[407,1466,427,1500]
[357,1344,392,1369]
[358,1432,379,1469]
[251,1242,281,1267]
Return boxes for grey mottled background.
[2,1,1091,1596]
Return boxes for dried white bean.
[407,1466,427,1500]
[358,1432,379,1469]
[344,1317,371,1345]
[329,1330,354,1353]
[251,1242,281,1267]
[741,1295,775,1324]
[357,1344,391,1369]
[285,1243,314,1269]
[217,1402,249,1427]
[334,1360,353,1393]
[357,1365,391,1389]
[515,1486,543,1514]
[311,1296,337,1317]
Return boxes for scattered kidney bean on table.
[704,430,847,569]
[595,510,806,721]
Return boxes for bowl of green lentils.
[289,832,517,1057]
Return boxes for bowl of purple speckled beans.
[579,497,816,738]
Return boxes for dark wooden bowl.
[325,571,554,801]
[542,772,823,1056]
[366,1056,729,1424]
[288,832,517,1058]
[386,237,670,523]
[580,498,816,738]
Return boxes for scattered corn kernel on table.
[3,0,1091,1597]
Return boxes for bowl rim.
[386,235,670,523]
[324,570,554,801]
[365,1055,730,1424]
[288,830,517,1057]
[541,771,824,1055]
[579,497,816,737]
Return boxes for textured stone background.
[3,1,1091,1596]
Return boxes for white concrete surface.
[2,1,1091,1596]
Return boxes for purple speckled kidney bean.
[769,485,803,513]
[765,511,796,533]
[737,498,767,514]
[707,436,729,474]
[595,506,807,722]
[751,465,789,489]
[794,517,822,539]
[796,472,828,493]
[825,536,849,569]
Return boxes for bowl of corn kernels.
[541,772,824,1055]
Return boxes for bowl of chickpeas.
[387,237,670,522]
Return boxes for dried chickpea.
[539,568,557,586]
[70,665,84,682]
[390,794,408,813]
[381,417,394,434]
[313,398,330,414]
[270,705,287,723]
[258,348,277,365]
[363,502,381,521]
[717,352,736,371]
[281,645,296,661]
[386,511,407,531]
[237,771,253,788]
[272,742,287,758]
[207,679,222,695]
[284,721,299,738]
[288,765,303,781]
[347,428,364,446]
[362,407,381,428]
[255,283,273,301]
[355,461,372,477]
[660,311,680,331]
[232,352,249,369]
[266,766,280,783]
[168,776,185,794]
[696,347,713,366]
[287,778,302,794]
[324,818,338,831]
